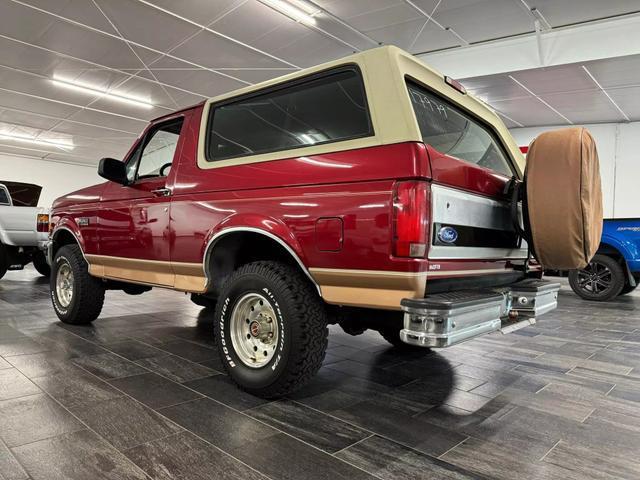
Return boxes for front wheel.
[568,254,625,301]
[214,261,328,398]
[51,245,105,324]
[32,250,50,277]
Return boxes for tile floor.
[1,266,640,479]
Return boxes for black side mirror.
[98,158,128,185]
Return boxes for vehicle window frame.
[124,116,185,185]
[204,64,374,163]
[0,185,11,206]
[405,77,517,178]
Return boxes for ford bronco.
[48,46,600,397]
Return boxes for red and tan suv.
[47,46,595,397]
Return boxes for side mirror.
[98,158,128,185]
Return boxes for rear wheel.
[0,243,7,280]
[51,245,104,324]
[32,250,50,277]
[214,261,328,398]
[568,254,625,301]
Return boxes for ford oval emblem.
[438,226,458,244]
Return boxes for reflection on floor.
[1,266,640,479]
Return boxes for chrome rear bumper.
[400,279,560,348]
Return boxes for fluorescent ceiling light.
[262,0,318,25]
[0,122,74,151]
[51,77,154,109]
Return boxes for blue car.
[569,219,640,301]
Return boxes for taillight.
[37,213,50,233]
[392,180,429,258]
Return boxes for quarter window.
[0,186,9,205]
[207,68,372,161]
[407,82,513,177]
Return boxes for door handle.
[151,188,172,197]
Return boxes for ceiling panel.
[510,64,598,95]
[541,90,625,124]
[92,0,201,53]
[66,109,148,134]
[462,74,531,102]
[19,0,119,34]
[605,86,640,119]
[490,96,569,126]
[148,0,243,26]
[432,0,532,44]
[213,1,292,46]
[527,0,640,28]
[585,54,640,89]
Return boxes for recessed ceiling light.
[261,0,319,26]
[0,122,74,151]
[51,77,154,109]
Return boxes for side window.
[132,118,184,181]
[207,68,372,162]
[407,82,513,177]
[0,186,10,206]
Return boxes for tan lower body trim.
[86,255,207,293]
[309,268,426,310]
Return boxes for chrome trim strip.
[203,227,322,297]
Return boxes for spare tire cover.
[525,127,603,270]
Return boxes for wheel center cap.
[249,321,261,337]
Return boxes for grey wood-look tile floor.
[1,265,640,480]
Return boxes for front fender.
[600,235,640,273]
[51,218,86,253]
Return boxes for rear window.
[206,67,372,162]
[407,81,513,177]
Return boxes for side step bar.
[400,279,560,348]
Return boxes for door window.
[407,81,513,177]
[128,118,184,182]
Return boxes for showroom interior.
[1,1,640,479]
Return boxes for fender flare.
[202,223,321,297]
[599,237,635,286]
[50,222,87,262]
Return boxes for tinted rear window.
[407,81,513,177]
[207,68,372,161]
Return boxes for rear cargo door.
[406,81,527,280]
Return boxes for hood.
[52,183,106,210]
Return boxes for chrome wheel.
[229,293,279,368]
[576,260,612,295]
[55,260,74,308]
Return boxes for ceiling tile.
[462,74,531,102]
[433,0,533,43]
[605,85,640,121]
[527,0,639,28]
[148,0,242,26]
[541,90,626,123]
[585,54,640,89]
[511,64,598,95]
[490,96,568,126]
[19,0,119,34]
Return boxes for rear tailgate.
[406,81,528,291]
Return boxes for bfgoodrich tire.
[568,254,625,301]
[32,250,50,277]
[214,261,328,398]
[51,245,105,324]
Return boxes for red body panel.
[52,103,525,290]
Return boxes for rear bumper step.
[400,279,560,348]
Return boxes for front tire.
[569,254,625,301]
[214,261,328,398]
[51,245,105,324]
[32,250,50,277]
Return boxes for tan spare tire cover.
[525,127,603,269]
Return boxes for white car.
[0,181,50,280]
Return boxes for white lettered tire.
[50,245,105,324]
[214,261,328,398]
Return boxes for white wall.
[510,122,640,219]
[0,154,101,207]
